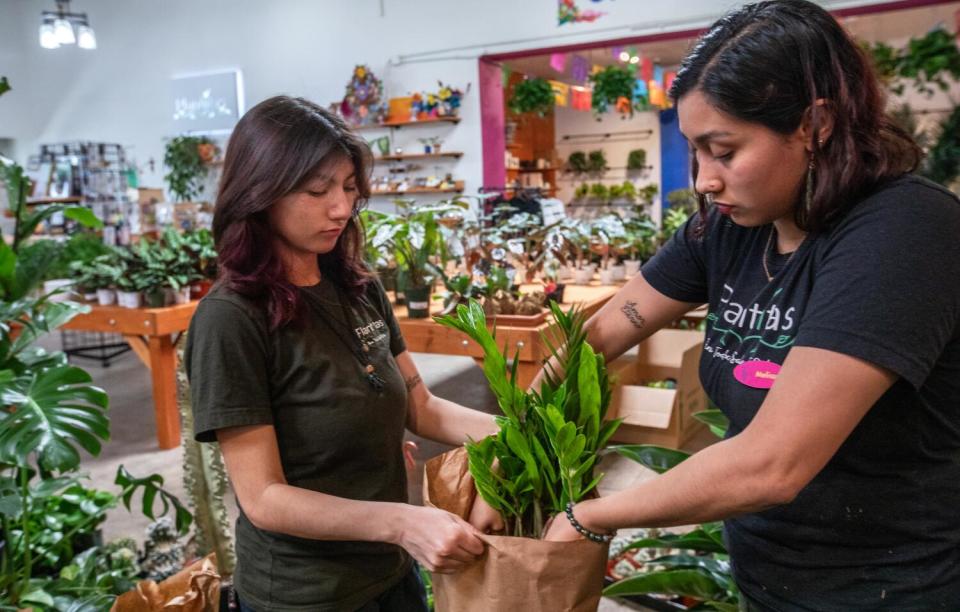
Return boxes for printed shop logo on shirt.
[353,319,389,350]
[703,284,797,366]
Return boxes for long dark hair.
[669,0,922,234]
[212,96,373,329]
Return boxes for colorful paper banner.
[549,80,570,106]
[571,86,592,111]
[641,57,653,83]
[571,55,590,83]
[550,53,568,73]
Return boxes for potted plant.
[72,253,123,306]
[627,149,647,171]
[508,77,555,117]
[589,65,637,118]
[428,301,621,609]
[588,182,610,206]
[163,135,218,202]
[179,228,218,298]
[567,151,589,174]
[367,200,467,318]
[587,150,608,174]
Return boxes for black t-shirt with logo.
[642,176,960,611]
[185,278,410,612]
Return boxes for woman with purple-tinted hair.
[185,95,498,612]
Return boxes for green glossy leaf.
[693,410,729,438]
[0,364,109,471]
[603,568,726,599]
[611,444,691,474]
[621,531,728,555]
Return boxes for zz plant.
[435,300,621,537]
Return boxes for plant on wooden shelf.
[587,150,608,173]
[364,200,467,318]
[163,135,218,202]
[508,77,556,117]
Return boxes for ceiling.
[504,2,960,85]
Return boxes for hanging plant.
[509,77,556,117]
[589,66,636,118]
[627,149,647,170]
[163,136,217,202]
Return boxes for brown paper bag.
[111,553,221,612]
[424,449,609,612]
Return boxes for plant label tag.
[733,360,781,389]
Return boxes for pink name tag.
[733,360,781,389]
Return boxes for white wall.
[0,0,901,202]
[554,105,662,222]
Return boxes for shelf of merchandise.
[372,186,465,196]
[357,116,461,130]
[378,152,463,162]
[26,196,84,205]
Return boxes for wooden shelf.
[372,187,465,196]
[378,152,464,162]
[26,196,84,205]
[356,117,461,130]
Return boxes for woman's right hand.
[392,505,485,573]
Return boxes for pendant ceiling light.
[39,0,96,50]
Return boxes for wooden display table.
[63,302,198,450]
[396,284,619,388]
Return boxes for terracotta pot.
[197,143,216,163]
[190,279,214,299]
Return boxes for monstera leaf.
[0,363,109,472]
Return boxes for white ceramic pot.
[43,279,74,302]
[96,288,116,306]
[599,268,616,285]
[173,287,191,305]
[610,264,626,281]
[624,259,641,277]
[117,290,142,309]
[574,268,593,285]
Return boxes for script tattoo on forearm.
[620,300,647,330]
[404,373,422,392]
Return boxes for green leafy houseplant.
[508,77,555,117]
[627,149,647,171]
[921,104,960,188]
[589,65,637,118]
[865,28,960,97]
[435,300,621,537]
[603,410,739,610]
[587,150,608,173]
[163,135,216,202]
[568,151,589,174]
[0,168,192,612]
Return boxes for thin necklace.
[762,226,801,282]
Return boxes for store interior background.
[4,0,957,215]
[1,0,958,608]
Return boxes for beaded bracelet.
[565,502,614,543]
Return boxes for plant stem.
[16,467,32,603]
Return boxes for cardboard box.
[606,329,709,448]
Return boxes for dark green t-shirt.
[185,278,411,612]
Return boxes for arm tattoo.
[404,373,423,392]
[620,300,647,330]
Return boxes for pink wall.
[478,60,506,191]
